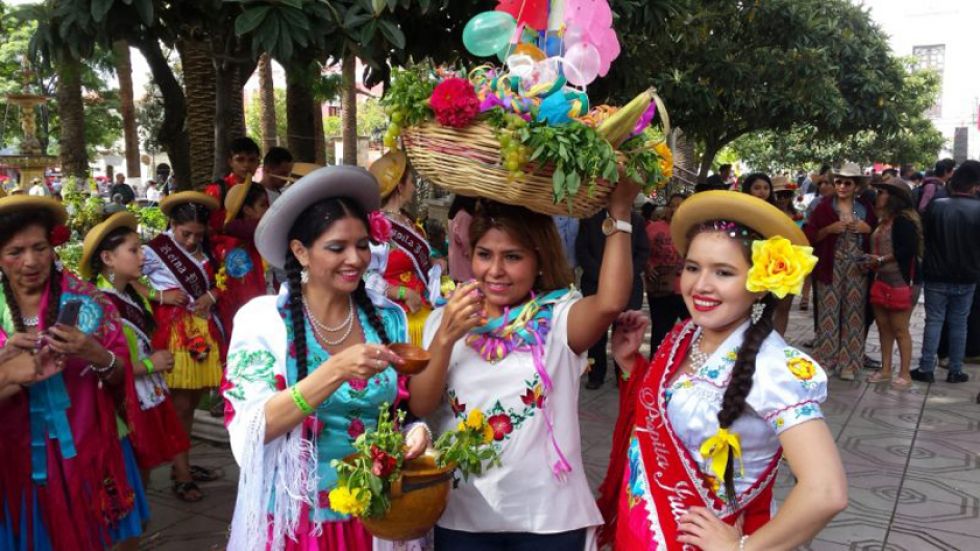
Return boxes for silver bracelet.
[404,421,432,444]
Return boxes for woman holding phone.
[0,195,142,549]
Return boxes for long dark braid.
[353,281,389,345]
[285,254,310,381]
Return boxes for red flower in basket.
[49,224,70,247]
[187,335,211,362]
[430,78,480,128]
[487,413,513,441]
[370,444,398,478]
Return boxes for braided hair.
[284,197,390,381]
[89,226,156,333]
[687,222,778,509]
[0,209,62,333]
[169,202,218,267]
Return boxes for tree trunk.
[286,63,316,162]
[178,37,216,188]
[212,53,256,181]
[258,53,278,151]
[133,35,191,189]
[698,141,721,183]
[313,100,325,165]
[341,54,357,166]
[113,40,141,179]
[55,57,87,179]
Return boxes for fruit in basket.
[595,88,653,148]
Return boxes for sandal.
[890,377,912,391]
[171,465,223,483]
[172,480,204,503]
[799,301,809,311]
[866,372,892,384]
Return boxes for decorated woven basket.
[402,120,616,218]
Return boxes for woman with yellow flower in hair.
[597,191,847,551]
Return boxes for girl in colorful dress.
[224,166,431,550]
[597,191,848,550]
[215,181,272,339]
[409,179,641,550]
[0,196,143,550]
[143,192,225,502]
[367,150,442,345]
[82,212,191,478]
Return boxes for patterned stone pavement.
[143,297,980,550]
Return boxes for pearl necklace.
[304,298,355,346]
[304,296,354,332]
[688,331,710,373]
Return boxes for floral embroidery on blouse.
[224,349,277,401]
[783,348,820,390]
[764,400,822,432]
[450,373,544,443]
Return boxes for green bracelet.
[142,358,155,374]
[397,286,407,300]
[290,384,315,415]
[147,287,158,301]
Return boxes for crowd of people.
[1,137,978,550]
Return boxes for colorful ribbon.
[698,427,744,487]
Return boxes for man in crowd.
[703,163,733,191]
[256,146,293,204]
[914,158,955,213]
[644,193,689,352]
[28,178,49,197]
[912,160,980,384]
[109,172,136,204]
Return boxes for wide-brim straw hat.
[266,162,324,188]
[0,195,67,225]
[159,191,219,217]
[79,212,138,280]
[255,165,381,270]
[771,176,798,193]
[369,150,407,199]
[223,174,254,225]
[832,162,868,181]
[671,190,808,255]
[873,178,915,209]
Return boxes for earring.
[300,268,309,284]
[107,271,116,284]
[751,301,765,324]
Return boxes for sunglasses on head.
[834,178,855,187]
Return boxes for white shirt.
[28,183,49,197]
[424,291,603,535]
[146,186,162,202]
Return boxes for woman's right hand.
[1,333,40,360]
[404,288,425,314]
[436,281,485,346]
[149,350,175,373]
[611,310,649,368]
[826,221,848,235]
[162,289,190,307]
[325,344,404,381]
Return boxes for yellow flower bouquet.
[745,236,818,298]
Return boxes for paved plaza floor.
[141,298,980,550]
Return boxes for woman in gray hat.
[804,162,877,380]
[865,179,922,390]
[223,166,431,550]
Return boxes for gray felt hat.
[255,165,381,269]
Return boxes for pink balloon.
[563,41,601,86]
[592,26,620,76]
[592,0,613,28]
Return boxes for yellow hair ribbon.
[699,428,744,484]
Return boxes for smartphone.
[56,300,83,328]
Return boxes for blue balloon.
[463,11,518,58]
[544,35,563,57]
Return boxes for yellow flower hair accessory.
[745,236,818,298]
[699,428,744,487]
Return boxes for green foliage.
[60,176,105,240]
[621,132,666,191]
[379,66,435,127]
[127,203,168,235]
[331,404,406,518]
[357,98,388,138]
[136,78,165,153]
[323,115,342,137]
[434,412,501,482]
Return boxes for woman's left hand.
[193,292,216,318]
[677,507,741,551]
[404,423,431,460]
[850,220,872,234]
[45,325,99,360]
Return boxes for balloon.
[463,11,518,57]
[592,26,620,76]
[544,34,563,57]
[562,42,601,87]
[495,0,549,31]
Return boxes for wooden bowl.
[389,343,431,375]
[360,453,456,541]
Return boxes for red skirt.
[127,395,190,470]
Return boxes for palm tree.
[55,56,87,178]
[258,53,277,151]
[340,53,356,166]
[178,36,216,188]
[113,40,140,180]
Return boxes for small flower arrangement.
[330,404,500,519]
[186,334,211,362]
[745,236,818,298]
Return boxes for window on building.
[913,44,945,118]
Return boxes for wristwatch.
[601,214,633,236]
